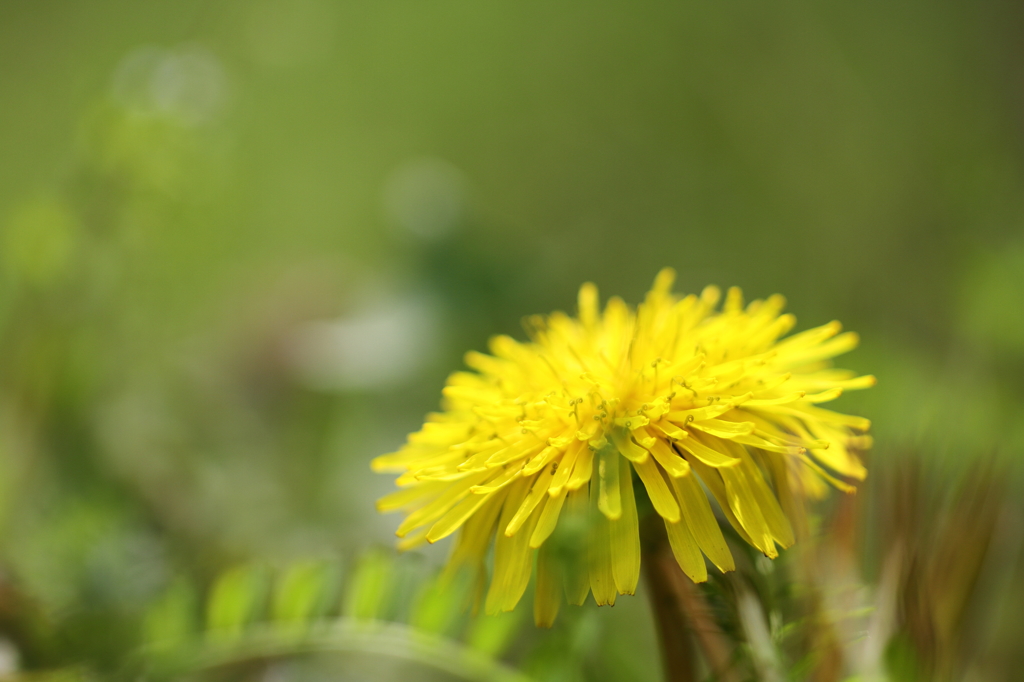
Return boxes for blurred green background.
[2,1,1024,680]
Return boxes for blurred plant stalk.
[641,515,739,682]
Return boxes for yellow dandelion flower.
[373,269,874,626]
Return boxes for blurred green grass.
[1,1,1023,680]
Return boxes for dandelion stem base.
[642,514,739,682]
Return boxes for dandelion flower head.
[373,269,874,626]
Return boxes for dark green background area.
[1,1,1023,680]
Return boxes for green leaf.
[206,565,269,641]
[144,578,198,651]
[342,549,393,621]
[409,567,473,637]
[272,560,337,629]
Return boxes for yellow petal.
[470,464,523,494]
[719,465,777,558]
[666,401,738,423]
[731,446,794,548]
[611,430,649,462]
[612,414,650,429]
[485,478,538,614]
[562,488,591,606]
[763,451,806,542]
[549,439,585,495]
[428,488,499,543]
[687,457,757,549]
[375,480,447,512]
[649,420,689,440]
[523,445,560,475]
[724,286,744,313]
[534,543,562,627]
[578,282,600,329]
[690,419,755,439]
[664,516,707,583]
[676,435,741,468]
[633,457,680,522]
[588,479,617,606]
[670,472,734,573]
[446,487,508,575]
[530,486,567,548]
[742,392,806,407]
[486,440,544,467]
[650,267,676,296]
[597,444,622,520]
[700,285,721,309]
[397,526,430,551]
[396,470,490,537]
[641,436,691,478]
[610,456,640,595]
[781,331,859,364]
[730,432,801,454]
[505,467,553,537]
[773,320,842,352]
[566,446,594,491]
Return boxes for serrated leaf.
[272,560,337,628]
[410,566,473,637]
[206,564,268,641]
[343,549,394,621]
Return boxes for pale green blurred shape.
[272,560,337,628]
[343,549,394,622]
[206,565,269,641]
[960,241,1024,354]
[3,197,78,287]
[145,579,199,651]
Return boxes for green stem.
[641,515,740,682]
[641,516,697,682]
